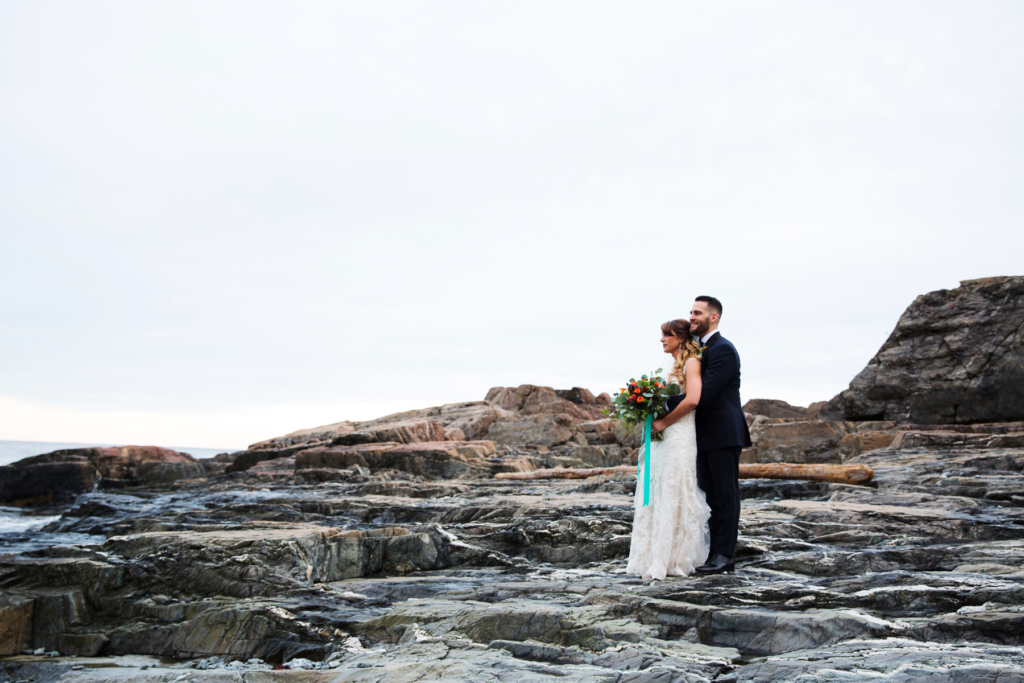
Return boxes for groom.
[690,296,752,575]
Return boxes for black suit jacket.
[695,332,752,451]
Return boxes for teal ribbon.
[642,413,653,507]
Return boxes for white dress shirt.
[697,330,719,345]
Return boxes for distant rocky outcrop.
[0,446,203,505]
[820,276,1024,424]
[222,385,621,477]
[484,385,609,447]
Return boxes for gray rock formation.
[1,429,1023,680]
[3,280,1024,682]
[0,446,203,505]
[821,276,1024,424]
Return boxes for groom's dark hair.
[695,295,723,318]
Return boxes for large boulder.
[486,414,576,447]
[486,385,596,421]
[0,446,201,505]
[748,419,896,464]
[484,385,607,447]
[820,276,1024,424]
[743,399,810,419]
[0,461,98,506]
[750,420,849,464]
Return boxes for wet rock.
[0,461,98,506]
[821,276,1024,424]
[701,606,889,655]
[733,638,1024,682]
[1,447,203,505]
[102,601,339,661]
[101,524,444,596]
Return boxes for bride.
[626,319,711,580]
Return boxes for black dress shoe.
[695,554,735,574]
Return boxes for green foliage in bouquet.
[605,368,681,441]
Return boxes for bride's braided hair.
[661,319,702,387]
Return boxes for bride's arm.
[652,360,703,432]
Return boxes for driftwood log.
[495,463,874,485]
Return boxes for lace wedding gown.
[626,385,711,580]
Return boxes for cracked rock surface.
[3,434,1024,682]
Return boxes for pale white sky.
[1,2,1022,449]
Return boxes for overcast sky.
[1,2,1022,450]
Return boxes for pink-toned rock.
[356,402,506,442]
[519,386,593,421]
[295,443,403,470]
[249,421,356,450]
[295,441,495,479]
[838,432,897,460]
[487,414,576,447]
[247,456,297,477]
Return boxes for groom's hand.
[651,419,667,434]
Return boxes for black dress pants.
[696,446,741,559]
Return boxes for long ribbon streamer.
[642,413,653,507]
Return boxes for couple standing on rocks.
[626,296,753,580]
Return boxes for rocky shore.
[2,276,1023,682]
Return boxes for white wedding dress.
[627,368,711,580]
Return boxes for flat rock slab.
[295,441,495,478]
[103,524,441,596]
[774,499,952,520]
[732,637,1024,682]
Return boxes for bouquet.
[606,369,680,507]
[606,369,681,441]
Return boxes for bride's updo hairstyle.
[661,319,702,387]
